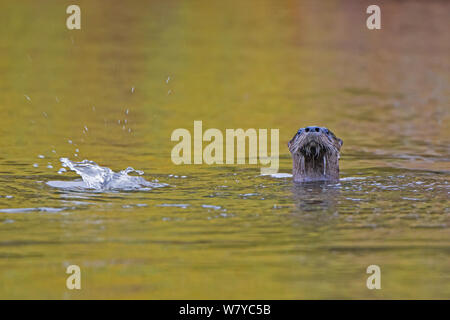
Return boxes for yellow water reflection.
[0,0,448,299]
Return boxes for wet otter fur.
[288,126,343,183]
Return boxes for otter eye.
[314,127,320,132]
[305,128,309,132]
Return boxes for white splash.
[262,172,293,178]
[340,177,366,181]
[52,158,167,191]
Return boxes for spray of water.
[58,158,166,191]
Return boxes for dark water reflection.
[291,182,340,214]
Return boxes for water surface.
[0,0,449,299]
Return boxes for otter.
[288,126,343,183]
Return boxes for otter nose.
[304,126,321,133]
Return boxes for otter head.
[288,126,343,183]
